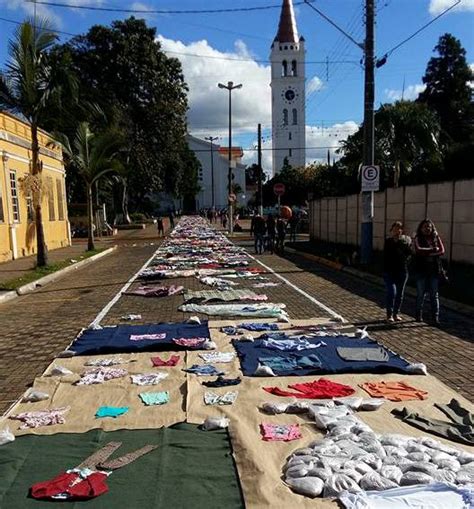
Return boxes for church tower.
[270,0,306,175]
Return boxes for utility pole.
[360,0,375,265]
[218,81,242,235]
[257,123,263,216]
[204,136,218,209]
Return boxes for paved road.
[1,224,472,415]
[0,230,159,413]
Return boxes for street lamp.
[204,136,218,210]
[218,81,242,235]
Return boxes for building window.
[282,60,288,77]
[291,60,297,76]
[56,179,65,221]
[9,170,20,222]
[289,132,292,140]
[47,176,55,221]
[289,149,292,157]
[26,195,34,222]
[292,108,298,125]
[283,109,288,126]
[0,181,4,222]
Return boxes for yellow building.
[0,111,70,263]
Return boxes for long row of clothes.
[1,216,472,508]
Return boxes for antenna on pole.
[401,75,406,101]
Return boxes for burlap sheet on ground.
[1,352,187,435]
[186,325,474,509]
[2,318,472,509]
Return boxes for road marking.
[89,247,160,329]
[246,252,345,322]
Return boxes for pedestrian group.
[383,219,446,325]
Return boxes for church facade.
[270,0,306,175]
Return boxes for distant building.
[186,134,246,209]
[270,0,306,175]
[0,111,70,262]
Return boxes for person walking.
[288,213,299,243]
[253,214,266,254]
[157,217,164,237]
[413,219,445,325]
[168,210,175,229]
[266,214,276,254]
[275,216,287,253]
[383,221,412,323]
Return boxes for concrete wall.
[309,179,474,265]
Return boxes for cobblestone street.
[1,224,473,417]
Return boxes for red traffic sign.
[228,193,237,203]
[273,183,285,196]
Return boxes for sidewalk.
[0,222,169,287]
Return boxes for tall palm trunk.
[31,123,49,267]
[86,183,95,251]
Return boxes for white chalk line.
[89,246,161,328]
[246,251,345,322]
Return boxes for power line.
[303,0,364,50]
[25,0,314,14]
[0,16,76,37]
[378,0,462,63]
[191,145,346,153]
[162,50,358,65]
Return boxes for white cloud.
[429,0,474,15]
[470,63,474,89]
[157,35,271,139]
[305,121,359,164]
[306,76,324,95]
[385,84,426,101]
[0,0,62,27]
[0,0,106,28]
[242,121,359,174]
[130,2,158,20]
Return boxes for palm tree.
[55,123,122,251]
[376,101,443,187]
[0,19,74,266]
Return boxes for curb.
[0,246,117,304]
[286,247,474,318]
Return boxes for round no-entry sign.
[273,183,285,196]
[228,193,237,203]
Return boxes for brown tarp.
[1,319,473,509]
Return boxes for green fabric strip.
[0,423,244,509]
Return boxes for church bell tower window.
[282,60,288,77]
[291,60,297,76]
[292,108,297,125]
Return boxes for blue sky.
[1,0,473,169]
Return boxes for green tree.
[339,101,443,187]
[418,33,473,144]
[54,123,123,250]
[51,17,192,216]
[0,19,75,266]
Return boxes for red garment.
[151,354,180,367]
[30,471,109,500]
[263,378,355,399]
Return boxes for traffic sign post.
[273,183,285,215]
[273,183,285,196]
[361,165,380,192]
